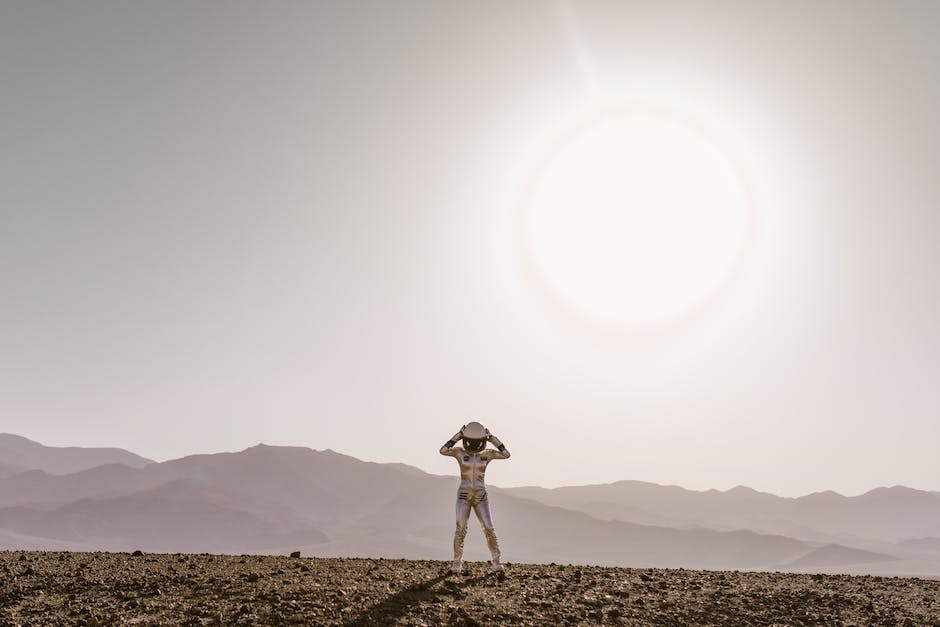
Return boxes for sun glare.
[522,110,753,332]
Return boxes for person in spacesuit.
[439,421,510,572]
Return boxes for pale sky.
[2,1,939,497]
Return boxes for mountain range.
[1,433,938,575]
[0,433,153,477]
[500,481,940,544]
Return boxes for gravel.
[2,551,939,626]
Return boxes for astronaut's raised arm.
[440,430,463,457]
[486,433,510,460]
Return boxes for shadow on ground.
[344,569,499,626]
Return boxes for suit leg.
[472,492,501,563]
[453,492,471,562]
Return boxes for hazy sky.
[2,1,939,497]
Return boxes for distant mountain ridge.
[787,544,898,569]
[0,433,153,477]
[0,434,934,575]
[0,440,820,568]
[498,480,940,544]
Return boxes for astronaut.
[439,421,510,572]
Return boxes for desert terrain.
[2,551,939,626]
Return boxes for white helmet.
[461,421,487,453]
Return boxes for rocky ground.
[2,551,939,626]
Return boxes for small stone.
[290,551,301,558]
[131,550,144,557]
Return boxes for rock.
[131,550,144,557]
[290,551,301,558]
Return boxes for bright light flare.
[523,111,753,332]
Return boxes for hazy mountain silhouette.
[0,461,26,478]
[0,528,98,551]
[785,544,898,569]
[501,480,940,544]
[897,537,940,552]
[0,440,819,568]
[0,443,428,554]
[2,435,938,574]
[0,433,153,476]
[0,479,328,553]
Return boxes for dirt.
[2,551,939,626]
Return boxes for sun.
[521,109,754,333]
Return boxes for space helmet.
[461,421,487,454]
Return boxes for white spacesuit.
[440,421,510,572]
